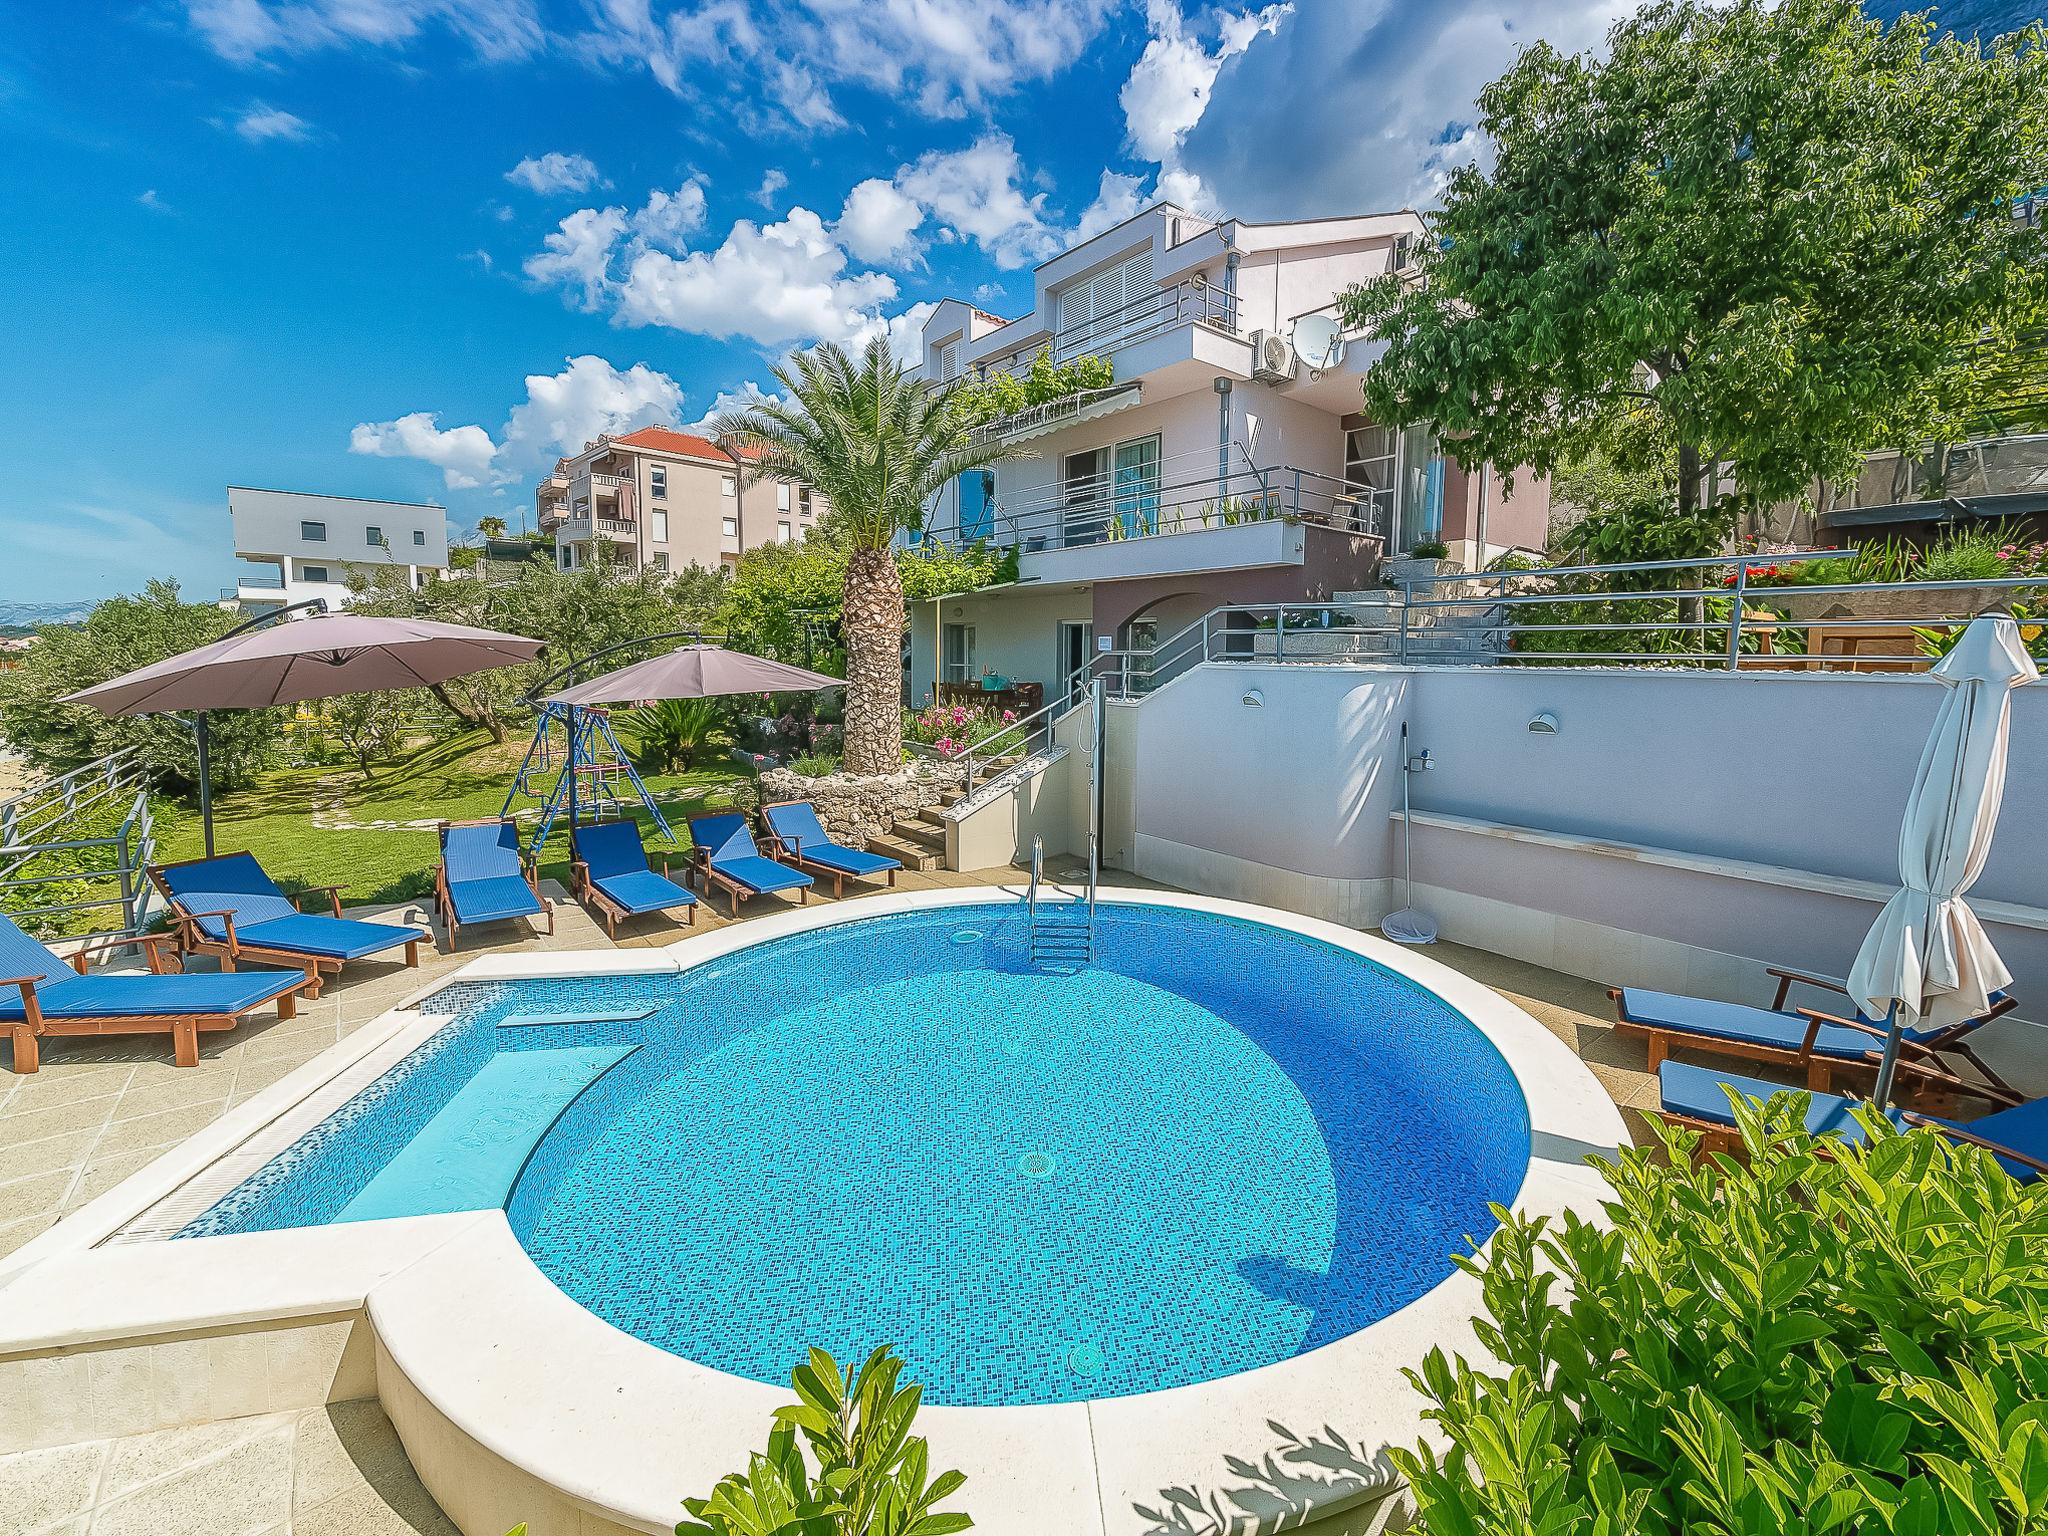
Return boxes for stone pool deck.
[0,859,1664,1534]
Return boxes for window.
[650,466,667,499]
[721,516,738,539]
[651,510,669,543]
[1053,250,1154,352]
[777,521,792,542]
[412,529,426,546]
[301,565,330,583]
[1343,419,1399,538]
[300,520,326,542]
[935,338,960,381]
[365,525,384,547]
[1112,436,1160,538]
[942,623,976,683]
[721,475,736,498]
[653,552,669,571]
[957,469,995,543]
[776,483,791,512]
[798,487,812,517]
[1061,447,1109,545]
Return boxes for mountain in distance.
[0,601,95,628]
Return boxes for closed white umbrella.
[1852,613,2039,1106]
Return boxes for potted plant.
[1382,539,1459,591]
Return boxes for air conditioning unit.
[1250,330,1297,382]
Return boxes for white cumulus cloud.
[350,356,686,489]
[505,151,606,195]
[835,178,926,266]
[629,180,709,251]
[895,134,1059,269]
[1120,0,1288,212]
[522,205,626,311]
[1177,0,1635,215]
[349,413,499,490]
[614,208,900,347]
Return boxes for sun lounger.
[1611,965,2019,1098]
[760,801,901,897]
[436,819,554,949]
[570,820,697,938]
[0,914,306,1073]
[151,852,428,999]
[1656,1060,2048,1182]
[685,812,812,918]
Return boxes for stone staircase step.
[889,818,946,850]
[866,833,941,871]
[916,806,948,828]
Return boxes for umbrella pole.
[1872,1002,1903,1111]
[196,712,215,859]
[565,703,578,845]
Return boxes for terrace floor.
[0,858,1665,1535]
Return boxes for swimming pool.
[181,900,1532,1407]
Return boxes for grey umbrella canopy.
[64,611,544,856]
[64,613,544,715]
[547,644,841,706]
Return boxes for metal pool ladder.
[1027,835,1095,970]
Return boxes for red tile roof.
[610,426,732,462]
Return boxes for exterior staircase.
[861,762,1009,872]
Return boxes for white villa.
[906,203,1551,708]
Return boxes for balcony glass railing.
[927,454,1383,557]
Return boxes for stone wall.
[759,760,966,848]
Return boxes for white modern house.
[906,202,1550,708]
[227,487,449,615]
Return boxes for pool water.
[183,903,1532,1406]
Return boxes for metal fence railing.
[0,762,159,939]
[1066,551,2045,697]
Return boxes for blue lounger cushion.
[159,854,425,957]
[1658,1061,1901,1142]
[0,967,299,1024]
[1660,1060,2044,1182]
[574,823,695,916]
[762,803,901,878]
[690,814,813,896]
[1617,988,1882,1062]
[592,868,697,917]
[442,823,545,924]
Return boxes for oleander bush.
[678,1346,970,1536]
[1395,1097,2048,1535]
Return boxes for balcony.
[969,279,1243,397]
[1821,430,2048,528]
[928,458,1383,585]
[556,516,638,543]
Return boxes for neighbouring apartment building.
[907,201,1551,707]
[228,487,449,616]
[536,426,822,573]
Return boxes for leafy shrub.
[1407,539,1451,560]
[902,701,1025,759]
[623,698,725,774]
[1394,1100,2048,1536]
[1918,601,2048,661]
[950,348,1114,428]
[679,1345,970,1536]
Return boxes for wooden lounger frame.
[686,827,808,920]
[1611,965,2022,1101]
[1657,1102,2048,1179]
[149,853,423,1001]
[434,819,555,951]
[758,801,898,899]
[570,830,695,940]
[3,931,303,1074]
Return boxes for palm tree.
[717,337,1013,775]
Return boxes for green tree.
[476,516,508,540]
[0,580,283,792]
[717,339,1016,775]
[1343,0,2048,521]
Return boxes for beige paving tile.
[0,1127,97,1185]
[90,1103,234,1161]
[0,1064,137,1113]
[100,1416,289,1499]
[0,1208,57,1261]
[0,1095,122,1149]
[0,1168,75,1226]
[63,1148,169,1212]
[87,1421,294,1536]
[0,1436,105,1535]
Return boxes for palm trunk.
[841,548,904,775]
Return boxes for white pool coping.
[1,888,1628,1536]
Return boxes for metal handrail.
[1028,835,1041,927]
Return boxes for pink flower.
[936,737,954,754]
[1001,709,1016,722]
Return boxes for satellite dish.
[1291,314,1345,372]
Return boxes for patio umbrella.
[1850,613,2039,1107]
[546,644,842,707]
[540,642,842,839]
[64,609,544,856]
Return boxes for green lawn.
[155,731,748,908]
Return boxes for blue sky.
[0,0,2030,603]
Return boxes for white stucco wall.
[1125,661,2048,1085]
